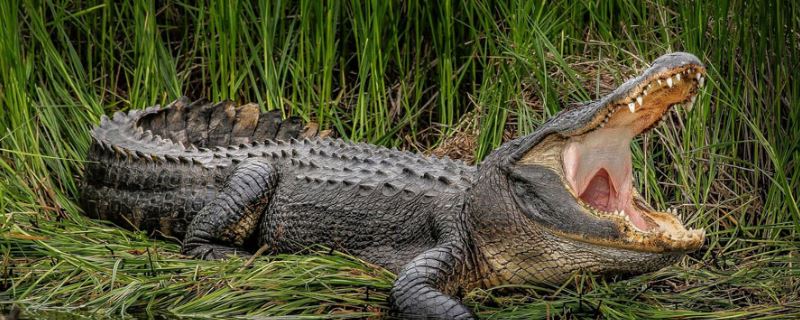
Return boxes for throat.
[476,232,589,286]
[579,169,617,212]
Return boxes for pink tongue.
[626,204,651,231]
[579,169,614,212]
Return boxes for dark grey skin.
[81,52,706,319]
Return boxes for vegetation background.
[1,0,798,318]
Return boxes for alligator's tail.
[81,97,305,239]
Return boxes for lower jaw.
[478,229,682,286]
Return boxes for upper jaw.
[561,52,707,137]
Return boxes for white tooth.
[628,102,636,113]
[643,89,648,96]
[599,122,605,128]
[695,73,701,80]
[675,73,681,81]
[637,96,643,106]
[657,79,662,86]
[666,77,674,88]
[699,77,705,87]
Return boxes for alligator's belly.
[258,180,447,272]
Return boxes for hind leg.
[182,158,277,260]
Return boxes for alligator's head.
[470,52,707,285]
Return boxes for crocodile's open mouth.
[564,63,706,251]
[519,58,707,253]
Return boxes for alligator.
[81,52,707,319]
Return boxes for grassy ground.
[0,0,798,318]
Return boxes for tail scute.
[90,97,306,154]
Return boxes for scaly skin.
[81,53,709,319]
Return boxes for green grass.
[1,0,798,318]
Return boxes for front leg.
[182,159,277,260]
[390,241,475,320]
